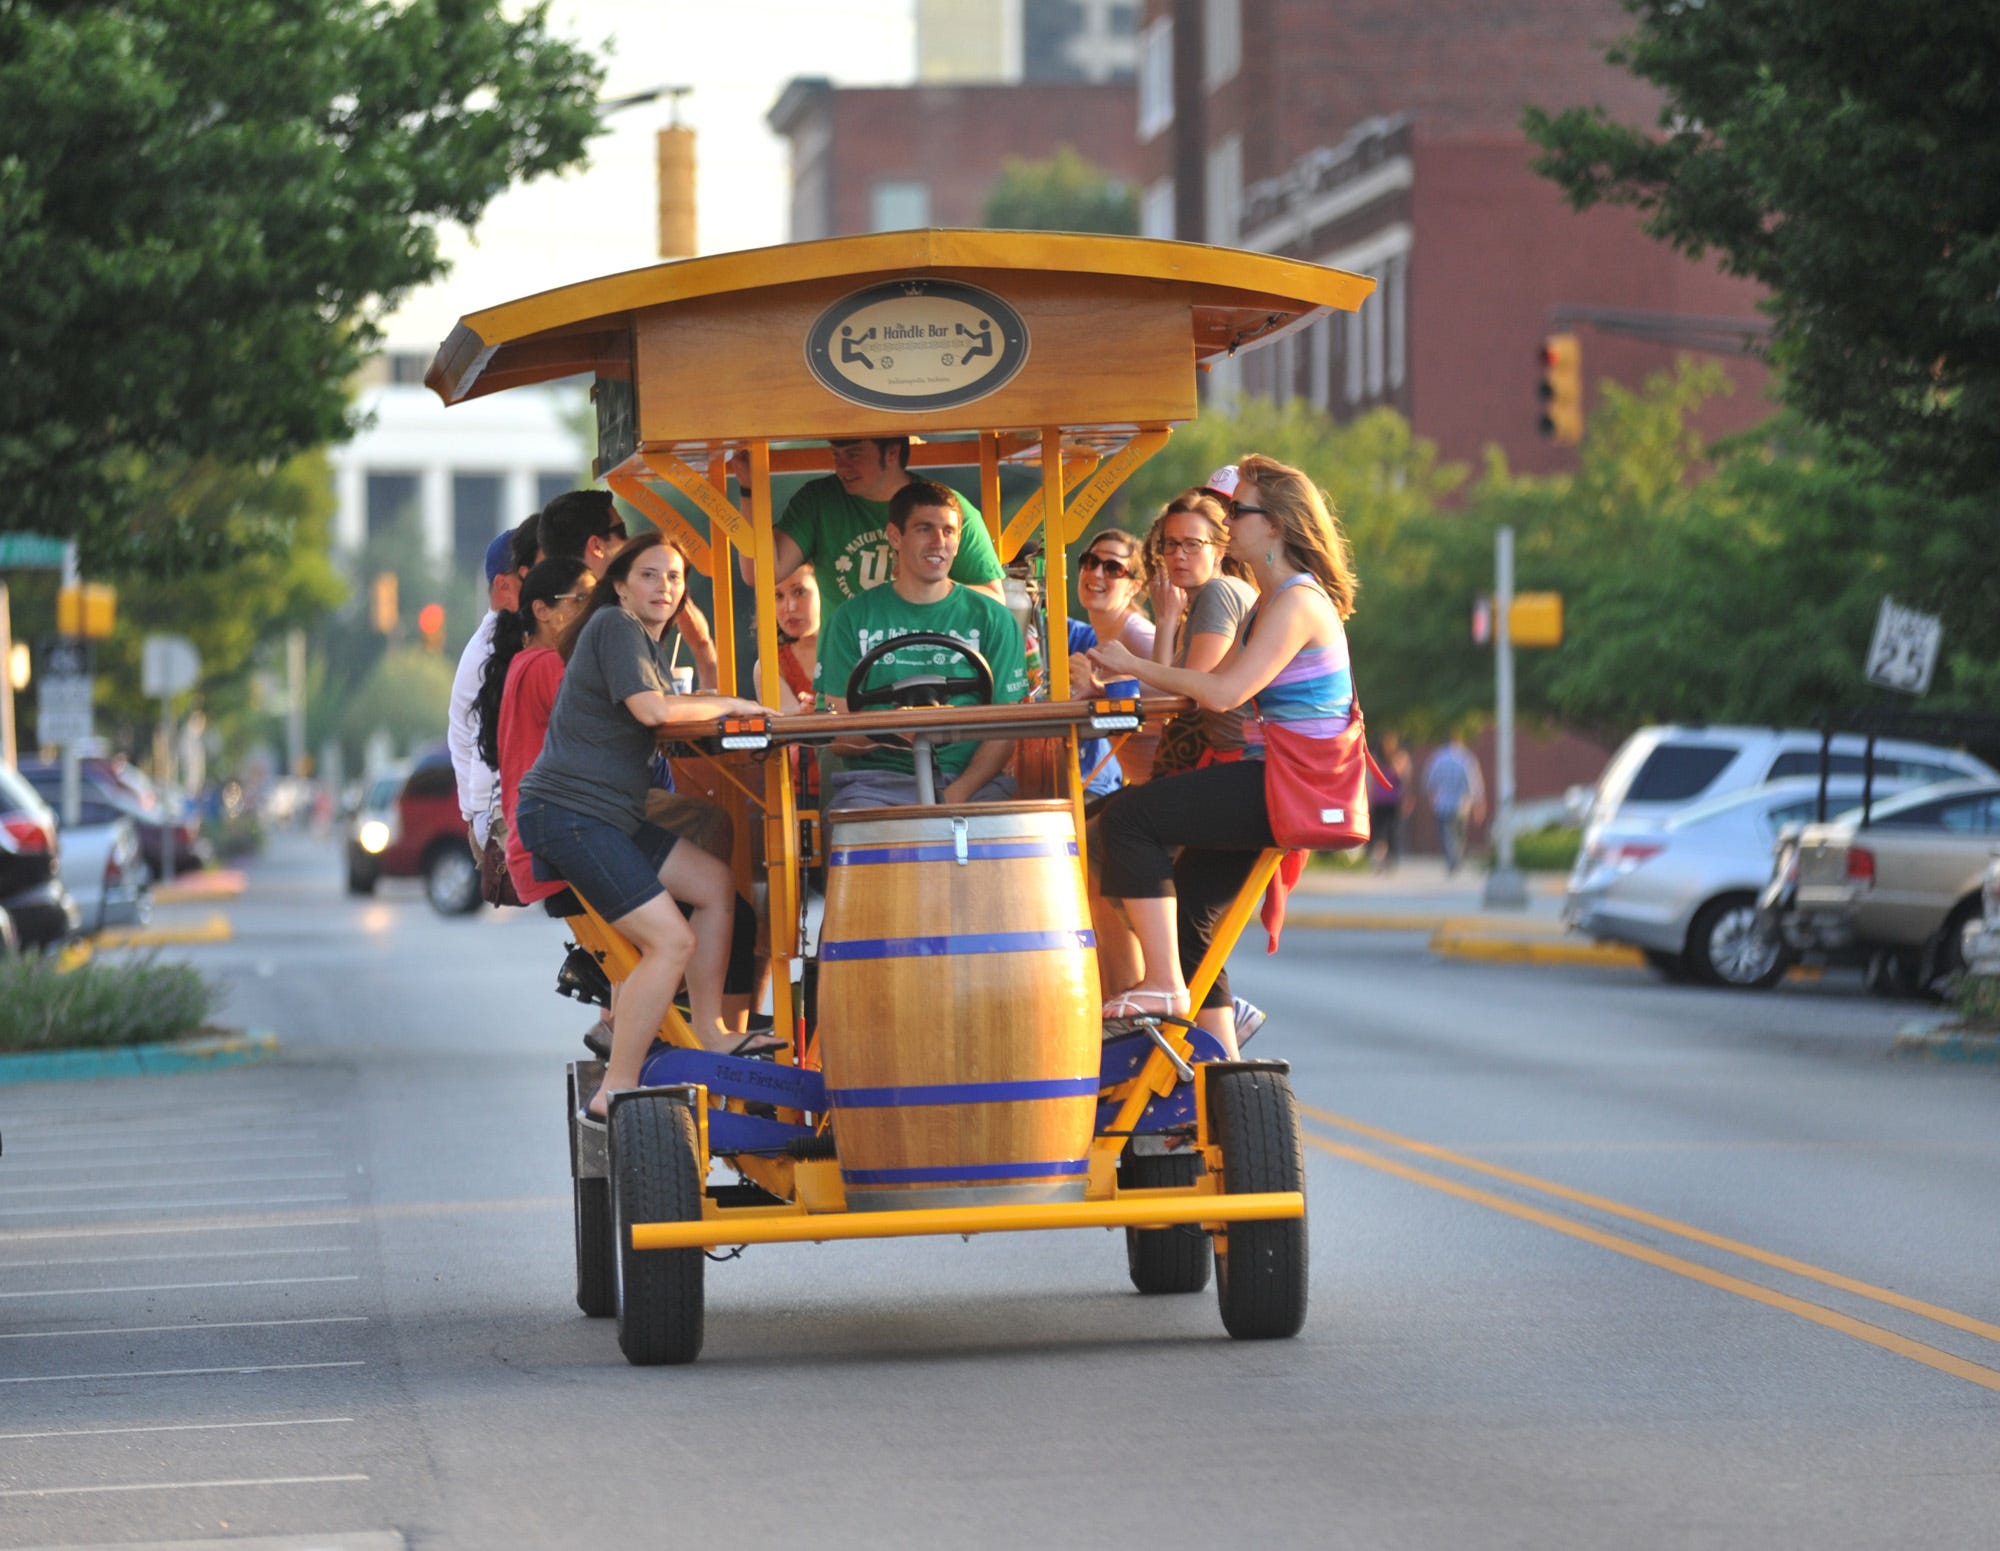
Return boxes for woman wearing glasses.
[1067,529,1156,804]
[1087,455,1358,1054]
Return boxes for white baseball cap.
[1201,465,1240,500]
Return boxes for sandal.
[1102,988,1191,1025]
[723,1030,789,1062]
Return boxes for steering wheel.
[844,631,995,712]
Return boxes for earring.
[1266,547,1277,566]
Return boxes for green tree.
[982,146,1138,234]
[1523,3,2000,500]
[0,0,605,548]
[336,647,456,768]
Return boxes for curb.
[1430,933,1642,968]
[154,869,248,904]
[96,911,234,949]
[0,1029,278,1085]
[1892,1018,2000,1064]
[1284,911,1572,935]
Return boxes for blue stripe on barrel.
[829,840,1079,866]
[828,1076,1101,1108]
[819,929,1096,962]
[840,1158,1092,1185]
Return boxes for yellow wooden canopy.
[426,229,1374,455]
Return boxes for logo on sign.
[806,279,1029,413]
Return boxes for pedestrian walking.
[1423,732,1486,875]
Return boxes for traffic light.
[1537,332,1583,445]
[418,602,446,652]
[56,582,116,638]
[371,572,398,634]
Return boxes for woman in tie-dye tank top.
[1085,454,1357,1056]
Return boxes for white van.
[1581,725,1998,849]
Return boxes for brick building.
[769,77,1141,241]
[1135,0,1771,474]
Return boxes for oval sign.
[806,279,1029,413]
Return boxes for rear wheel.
[1687,893,1785,990]
[1120,1150,1211,1295]
[609,1095,705,1366]
[1921,899,1983,1001]
[1209,1068,1308,1341]
[574,1176,615,1317]
[423,842,480,916]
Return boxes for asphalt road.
[4,831,1997,1549]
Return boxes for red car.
[344,746,480,915]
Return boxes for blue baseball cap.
[484,529,516,585]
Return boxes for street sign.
[0,533,68,568]
[36,672,94,746]
[142,633,201,697]
[1864,596,1942,696]
[40,638,90,678]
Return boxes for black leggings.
[1097,760,1273,1011]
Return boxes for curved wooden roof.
[425,229,1375,408]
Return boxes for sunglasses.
[1228,501,1272,520]
[1158,536,1220,555]
[600,523,628,543]
[553,591,592,604]
[1078,553,1134,579]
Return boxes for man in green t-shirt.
[732,437,1005,609]
[815,480,1029,810]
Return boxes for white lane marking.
[0,1152,341,1173]
[0,1360,366,1386]
[0,1172,350,1197]
[0,1415,354,1441]
[0,1472,369,1498]
[0,1274,360,1300]
[0,1193,352,1218]
[1,1246,352,1270]
[0,1315,369,1342]
[0,1216,361,1244]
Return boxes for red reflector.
[2,814,54,853]
[1846,847,1875,883]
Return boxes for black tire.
[1921,899,1983,1001]
[346,860,378,896]
[574,1176,616,1318]
[1642,948,1692,982]
[1686,893,1786,990]
[1209,1068,1308,1341]
[1120,1150,1211,1295]
[609,1094,705,1366]
[423,842,481,916]
[1864,948,1919,998]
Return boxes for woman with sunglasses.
[515,532,772,1123]
[1067,529,1155,803]
[1087,455,1358,1053]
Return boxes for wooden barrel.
[818,800,1100,1211]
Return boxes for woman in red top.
[479,557,595,904]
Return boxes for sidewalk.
[1285,857,1641,967]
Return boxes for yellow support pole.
[629,1190,1305,1250]
[745,439,798,1054]
[706,453,738,695]
[1042,425,1069,705]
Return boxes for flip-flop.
[724,1030,789,1061]
[1102,989,1190,1024]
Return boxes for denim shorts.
[514,795,678,923]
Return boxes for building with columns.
[328,349,589,569]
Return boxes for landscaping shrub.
[0,953,222,1053]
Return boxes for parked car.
[18,757,209,875]
[1581,725,1997,852]
[56,810,152,935]
[1766,780,2000,996]
[1567,778,1877,989]
[344,747,480,915]
[0,760,81,950]
[1967,854,2000,977]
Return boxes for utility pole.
[1484,525,1527,908]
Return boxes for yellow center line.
[1302,1132,2000,1394]
[1300,1101,2000,1346]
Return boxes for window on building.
[538,472,576,510]
[453,474,503,572]
[1385,255,1408,391]
[869,180,931,232]
[1345,312,1364,405]
[1310,314,1333,409]
[1140,177,1176,240]
[365,472,420,542]
[1203,0,1241,90]
[1138,17,1173,139]
[1204,134,1242,247]
[387,351,431,387]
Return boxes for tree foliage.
[1523,2,2000,500]
[0,0,605,548]
[982,145,1138,234]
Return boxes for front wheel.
[609,1094,706,1365]
[1209,1068,1308,1341]
[1921,899,1983,1001]
[424,843,481,916]
[1121,1150,1211,1295]
[1686,893,1785,990]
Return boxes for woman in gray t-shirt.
[515,532,766,1121]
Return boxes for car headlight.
[357,820,391,855]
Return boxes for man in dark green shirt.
[816,480,1028,810]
